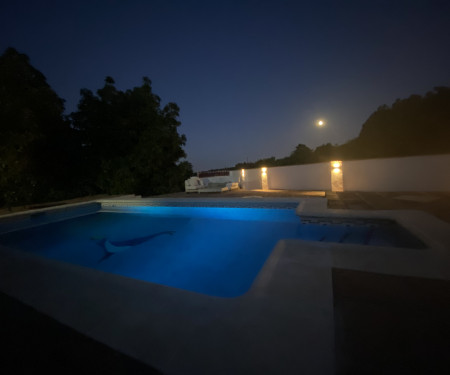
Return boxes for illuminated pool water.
[0,206,425,297]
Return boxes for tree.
[232,86,450,170]
[353,87,450,159]
[0,47,77,207]
[288,144,314,164]
[71,77,189,195]
[313,143,339,162]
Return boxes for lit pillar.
[241,169,245,189]
[330,161,344,192]
[261,167,268,190]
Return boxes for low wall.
[236,153,450,192]
[241,168,262,190]
[268,163,331,190]
[239,163,330,191]
[342,154,450,192]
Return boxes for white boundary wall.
[237,153,450,192]
[241,168,262,190]
[342,154,450,192]
[268,163,331,190]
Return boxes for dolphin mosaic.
[92,231,175,262]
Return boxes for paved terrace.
[3,190,450,223]
[160,189,450,223]
[1,190,449,374]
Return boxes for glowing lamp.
[261,167,268,190]
[330,160,344,192]
[241,169,245,178]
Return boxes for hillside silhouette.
[234,87,450,170]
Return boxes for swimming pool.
[0,205,425,297]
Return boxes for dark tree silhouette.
[71,77,191,195]
[288,144,314,164]
[0,48,192,208]
[0,48,78,207]
[342,87,450,159]
[232,86,450,170]
[313,143,339,162]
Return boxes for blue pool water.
[0,207,425,297]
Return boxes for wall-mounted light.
[241,169,245,178]
[261,167,268,190]
[330,160,343,192]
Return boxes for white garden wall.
[236,153,450,192]
[267,163,331,190]
[342,154,450,192]
[241,168,262,190]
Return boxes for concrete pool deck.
[1,191,450,374]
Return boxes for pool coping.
[1,196,450,374]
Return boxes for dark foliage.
[345,87,450,159]
[0,48,192,208]
[0,48,80,207]
[70,77,191,196]
[233,87,450,169]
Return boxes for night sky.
[1,0,449,171]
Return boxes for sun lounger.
[185,176,240,193]
[185,177,205,193]
[197,182,229,193]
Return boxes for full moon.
[316,119,325,127]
